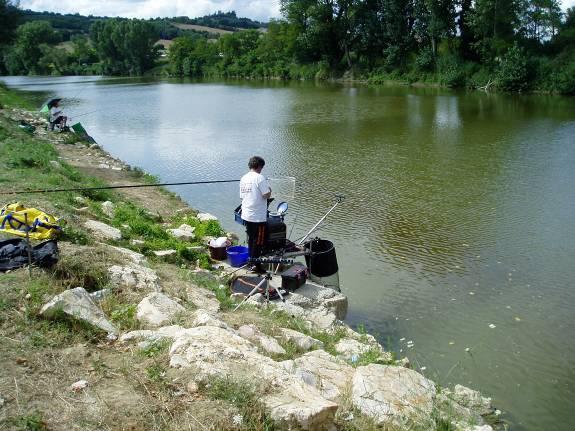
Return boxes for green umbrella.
[39,98,62,113]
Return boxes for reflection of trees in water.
[263,85,570,281]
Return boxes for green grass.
[182,270,235,310]
[51,245,115,291]
[0,83,38,110]
[109,201,217,268]
[138,339,172,358]
[202,375,276,431]
[6,412,49,431]
[106,302,139,330]
[0,270,105,348]
[146,363,168,383]
[257,307,348,357]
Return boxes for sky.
[17,0,575,22]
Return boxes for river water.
[3,76,575,430]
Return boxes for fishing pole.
[69,109,100,120]
[0,179,241,196]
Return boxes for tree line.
[1,0,574,94]
[169,0,575,94]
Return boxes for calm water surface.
[3,76,575,430]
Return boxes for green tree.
[470,0,525,62]
[0,0,20,45]
[496,42,530,90]
[6,21,59,74]
[91,18,158,75]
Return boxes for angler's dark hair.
[248,156,265,170]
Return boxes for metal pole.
[24,213,33,279]
[297,195,344,245]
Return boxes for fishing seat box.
[281,264,308,291]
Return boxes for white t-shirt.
[240,171,271,223]
[49,107,63,122]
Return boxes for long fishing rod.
[0,175,298,196]
[0,179,241,196]
[70,109,100,119]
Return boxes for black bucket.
[304,239,338,277]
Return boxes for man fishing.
[240,156,271,273]
[49,99,67,131]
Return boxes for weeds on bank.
[105,201,217,269]
[0,113,114,232]
[182,269,235,310]
[107,302,139,330]
[0,83,37,109]
[0,270,105,347]
[51,244,118,290]
[257,307,348,354]
[202,375,276,431]
[138,339,171,358]
[6,412,49,431]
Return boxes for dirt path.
[55,142,191,217]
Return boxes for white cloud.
[18,0,282,21]
[17,0,575,22]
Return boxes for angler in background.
[240,156,271,273]
[48,99,68,131]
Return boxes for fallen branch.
[478,79,494,92]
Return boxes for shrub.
[415,48,435,72]
[496,43,530,92]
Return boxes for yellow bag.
[0,203,61,240]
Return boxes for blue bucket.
[227,245,249,267]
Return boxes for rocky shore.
[0,105,501,430]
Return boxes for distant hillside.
[171,23,233,35]
[173,11,267,31]
[20,10,267,42]
[21,10,98,40]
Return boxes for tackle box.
[281,264,308,291]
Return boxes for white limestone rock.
[435,391,487,431]
[264,380,338,430]
[335,338,393,363]
[197,213,218,222]
[84,220,122,240]
[89,289,111,302]
[167,223,196,240]
[335,338,371,360]
[452,385,493,415]
[352,364,436,427]
[190,309,229,329]
[69,380,89,392]
[237,324,286,356]
[284,350,354,401]
[453,424,494,431]
[101,201,115,218]
[278,327,323,352]
[303,305,339,330]
[168,325,338,429]
[40,287,117,335]
[137,292,185,327]
[284,284,348,321]
[273,301,337,330]
[104,244,147,265]
[247,293,265,306]
[153,249,177,257]
[187,287,220,313]
[108,264,159,291]
[120,325,187,343]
